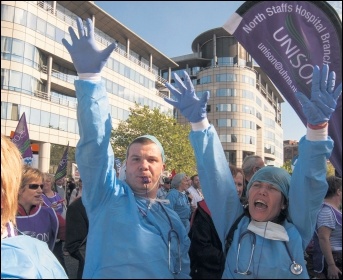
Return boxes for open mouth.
[254,200,267,209]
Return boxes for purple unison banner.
[55,143,69,181]
[11,112,33,165]
[224,1,342,176]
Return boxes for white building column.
[213,33,217,66]
[126,38,130,57]
[39,142,51,173]
[149,54,153,71]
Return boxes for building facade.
[284,140,299,163]
[1,1,176,172]
[1,1,285,172]
[162,28,285,167]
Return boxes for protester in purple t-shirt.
[16,166,59,250]
[42,173,64,216]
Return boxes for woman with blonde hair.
[1,135,67,279]
[16,166,59,251]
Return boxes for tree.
[282,159,293,174]
[281,159,336,177]
[111,104,197,175]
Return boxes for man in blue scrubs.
[62,18,190,278]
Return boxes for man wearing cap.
[62,18,190,278]
[157,177,172,200]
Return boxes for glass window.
[9,103,19,121]
[242,90,254,100]
[9,70,22,92]
[256,96,262,107]
[117,107,123,120]
[224,150,237,165]
[67,118,76,133]
[106,79,112,93]
[55,27,65,44]
[46,23,55,40]
[139,74,144,86]
[216,88,237,97]
[1,36,12,60]
[119,63,125,76]
[59,115,67,131]
[1,101,8,120]
[111,106,117,119]
[49,112,59,129]
[40,111,50,128]
[106,57,113,70]
[14,8,27,26]
[23,42,34,67]
[21,73,33,95]
[118,85,124,99]
[36,17,46,34]
[1,68,10,89]
[19,106,30,123]
[26,12,37,30]
[1,5,14,22]
[113,59,119,72]
[11,39,24,63]
[30,108,40,126]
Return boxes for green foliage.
[281,158,336,177]
[281,160,293,174]
[326,161,335,177]
[111,104,197,175]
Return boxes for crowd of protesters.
[1,16,341,280]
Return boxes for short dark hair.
[325,176,342,198]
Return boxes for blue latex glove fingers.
[164,71,209,122]
[295,65,342,125]
[62,18,117,74]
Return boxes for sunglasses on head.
[28,184,44,190]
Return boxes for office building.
[2,1,285,172]
[163,28,285,167]
[1,1,175,172]
[284,140,299,163]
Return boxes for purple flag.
[224,1,342,176]
[11,112,33,165]
[55,143,69,181]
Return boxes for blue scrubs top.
[1,235,68,279]
[166,189,192,232]
[75,80,190,279]
[189,125,333,279]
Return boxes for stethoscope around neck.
[234,230,303,276]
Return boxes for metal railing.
[34,90,78,109]
[35,1,166,84]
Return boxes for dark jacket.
[188,200,225,279]
[65,197,88,279]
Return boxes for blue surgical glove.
[295,64,342,125]
[62,17,117,74]
[164,71,209,123]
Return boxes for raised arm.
[62,18,117,212]
[164,71,243,245]
[290,64,341,249]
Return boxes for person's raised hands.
[295,64,342,125]
[164,71,209,123]
[62,17,117,74]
